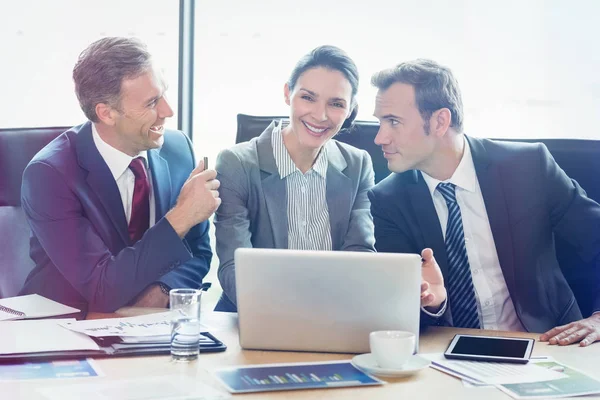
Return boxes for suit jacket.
[368,135,600,333]
[214,121,376,311]
[20,122,212,313]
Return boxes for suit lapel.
[148,149,172,219]
[257,123,288,249]
[407,171,450,278]
[325,141,351,250]
[76,122,129,245]
[467,136,517,297]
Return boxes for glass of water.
[169,288,202,361]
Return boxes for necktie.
[128,157,150,243]
[437,182,480,329]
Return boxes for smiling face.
[108,66,174,156]
[373,82,438,173]
[283,67,353,152]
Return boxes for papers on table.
[0,359,102,381]
[424,353,600,399]
[421,353,565,385]
[36,375,230,400]
[0,319,99,355]
[0,294,80,321]
[59,311,210,338]
[213,360,384,393]
[498,358,600,399]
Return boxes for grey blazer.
[214,121,376,311]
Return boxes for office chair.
[0,126,68,297]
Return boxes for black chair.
[236,113,600,317]
[0,126,68,298]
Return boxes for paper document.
[37,375,230,400]
[0,359,102,381]
[60,311,209,337]
[498,357,600,399]
[0,294,80,321]
[421,353,566,385]
[213,361,384,393]
[0,319,99,355]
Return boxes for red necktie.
[128,157,150,243]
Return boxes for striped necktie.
[437,182,481,329]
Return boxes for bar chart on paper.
[214,361,383,393]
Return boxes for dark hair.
[371,59,464,133]
[288,45,359,130]
[73,37,153,122]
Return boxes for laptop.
[235,248,421,354]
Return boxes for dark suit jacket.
[214,121,376,312]
[20,122,212,313]
[368,136,600,333]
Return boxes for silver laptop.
[235,248,421,354]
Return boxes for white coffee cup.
[369,330,415,369]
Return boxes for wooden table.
[6,310,600,399]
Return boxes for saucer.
[351,353,431,378]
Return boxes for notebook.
[0,294,81,321]
[235,248,422,354]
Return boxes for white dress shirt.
[271,120,333,251]
[92,124,156,228]
[421,137,525,331]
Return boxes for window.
[0,1,179,129]
[193,0,600,166]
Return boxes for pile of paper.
[422,353,600,399]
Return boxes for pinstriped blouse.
[271,120,332,251]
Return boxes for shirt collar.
[422,135,478,197]
[271,119,328,179]
[91,123,149,181]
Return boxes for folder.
[0,317,226,363]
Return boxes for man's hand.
[131,284,169,308]
[540,313,600,347]
[167,159,221,238]
[421,248,447,311]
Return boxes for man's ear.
[284,83,291,106]
[95,103,118,126]
[431,108,452,137]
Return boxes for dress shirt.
[421,136,525,331]
[271,120,332,251]
[92,124,156,228]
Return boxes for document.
[498,358,600,399]
[0,359,102,381]
[421,353,566,385]
[213,360,384,393]
[0,294,80,321]
[60,311,197,337]
[0,319,99,355]
[37,375,230,400]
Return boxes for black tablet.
[444,334,535,364]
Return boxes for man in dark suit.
[20,37,221,313]
[368,59,600,347]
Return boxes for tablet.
[444,334,535,364]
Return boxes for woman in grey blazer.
[214,46,375,311]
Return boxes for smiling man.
[20,37,221,313]
[368,59,600,347]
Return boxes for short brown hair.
[371,59,464,132]
[73,37,152,122]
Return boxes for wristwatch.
[158,282,171,296]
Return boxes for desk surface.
[6,309,600,399]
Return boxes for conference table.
[6,308,600,399]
